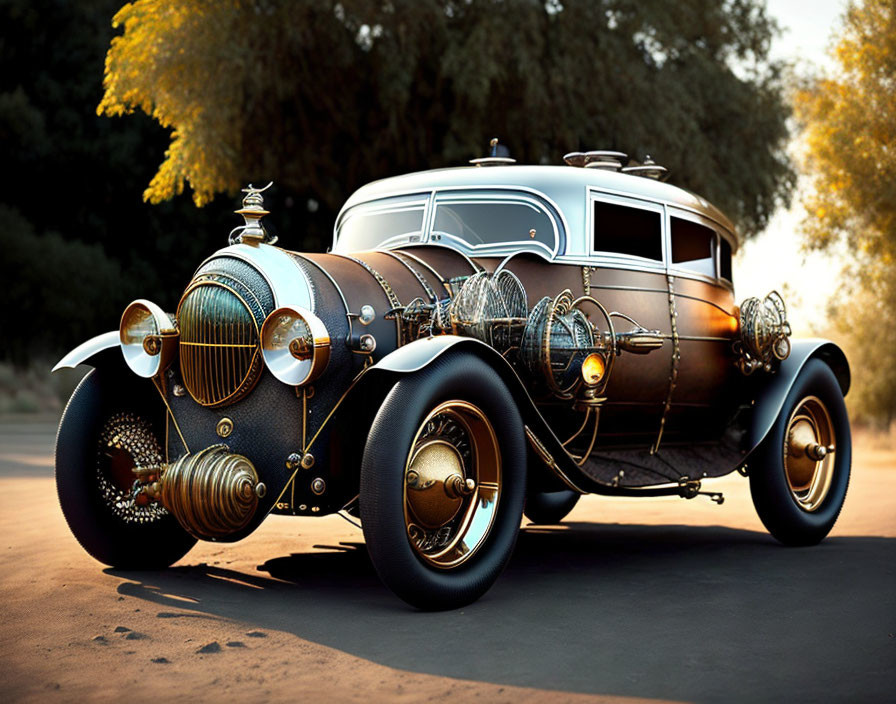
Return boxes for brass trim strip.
[524,426,586,493]
[665,334,730,343]
[653,275,681,454]
[391,249,451,294]
[380,250,439,302]
[152,377,190,454]
[581,277,736,317]
[333,253,404,345]
[269,371,366,511]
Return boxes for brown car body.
[53,155,852,608]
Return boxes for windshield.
[336,196,426,251]
[432,199,556,252]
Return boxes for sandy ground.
[1,420,894,703]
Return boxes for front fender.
[52,331,120,372]
[361,336,688,497]
[744,339,850,454]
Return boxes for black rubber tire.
[56,369,197,568]
[524,489,580,524]
[749,359,851,546]
[359,354,526,610]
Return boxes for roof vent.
[470,138,516,167]
[563,150,627,171]
[622,155,669,182]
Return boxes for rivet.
[311,478,326,495]
[255,482,267,498]
[216,417,234,438]
[311,506,320,513]
[299,504,307,511]
[359,304,376,325]
[286,452,302,470]
[300,453,315,469]
[360,334,376,353]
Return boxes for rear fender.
[744,339,850,454]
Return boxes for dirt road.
[1,421,894,703]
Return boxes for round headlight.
[581,352,606,387]
[261,306,330,386]
[120,299,178,378]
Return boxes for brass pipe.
[562,407,592,447]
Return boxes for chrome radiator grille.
[177,283,262,408]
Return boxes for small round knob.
[359,305,376,325]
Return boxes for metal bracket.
[678,477,724,504]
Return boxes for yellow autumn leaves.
[98,0,245,206]
[795,0,896,261]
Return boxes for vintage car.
[53,146,851,610]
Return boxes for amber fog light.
[120,299,178,378]
[581,352,606,386]
[261,306,330,386]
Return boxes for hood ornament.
[230,182,276,245]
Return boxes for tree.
[98,0,794,238]
[795,0,896,425]
[0,0,238,362]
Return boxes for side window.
[432,200,555,250]
[670,216,716,277]
[593,200,663,261]
[719,236,733,283]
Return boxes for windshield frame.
[333,186,564,258]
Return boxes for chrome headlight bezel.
[260,305,330,386]
[120,299,178,378]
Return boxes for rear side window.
[719,237,733,282]
[593,201,662,261]
[671,217,716,277]
[432,200,555,250]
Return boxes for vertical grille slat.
[177,283,261,408]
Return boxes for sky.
[733,0,849,333]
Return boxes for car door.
[497,191,674,448]
[660,208,740,445]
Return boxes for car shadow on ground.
[110,521,896,703]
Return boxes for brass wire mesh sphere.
[448,271,528,351]
[520,290,594,399]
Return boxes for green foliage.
[0,205,126,363]
[796,0,896,425]
[99,0,794,237]
[0,0,241,363]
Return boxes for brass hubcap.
[403,401,501,569]
[784,396,836,512]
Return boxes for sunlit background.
[735,0,846,330]
[2,0,893,430]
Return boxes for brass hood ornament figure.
[230,181,276,245]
